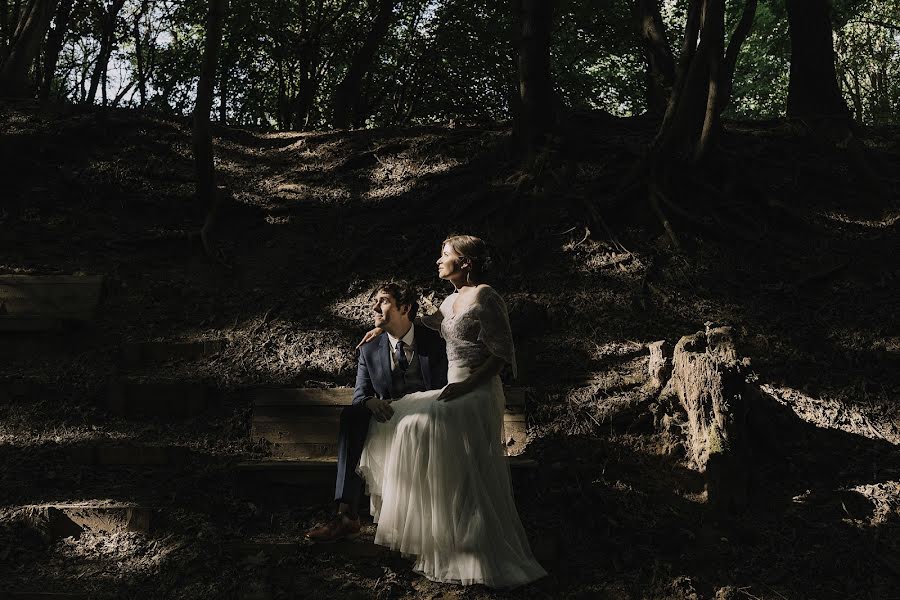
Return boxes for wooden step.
[106,379,209,418]
[249,387,530,458]
[21,503,152,541]
[121,339,228,367]
[234,457,539,499]
[0,379,40,403]
[0,593,89,600]
[0,275,104,330]
[67,444,191,466]
[0,316,64,332]
[248,386,528,411]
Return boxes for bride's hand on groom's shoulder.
[438,381,474,402]
[355,327,384,350]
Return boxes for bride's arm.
[417,311,444,331]
[353,310,443,350]
[355,326,383,350]
[437,354,505,401]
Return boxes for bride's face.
[436,243,464,281]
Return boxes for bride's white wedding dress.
[357,285,546,588]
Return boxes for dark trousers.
[334,401,372,511]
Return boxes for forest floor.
[1,99,899,600]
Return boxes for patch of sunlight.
[368,155,459,184]
[0,428,128,445]
[327,290,375,327]
[363,183,414,201]
[216,158,253,176]
[760,384,900,445]
[272,182,311,196]
[264,131,311,139]
[821,210,900,228]
[849,481,900,525]
[265,183,350,203]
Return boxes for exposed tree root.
[649,186,682,252]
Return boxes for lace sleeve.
[476,287,517,378]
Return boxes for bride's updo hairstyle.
[444,234,491,281]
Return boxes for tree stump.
[659,323,752,514]
[647,340,674,392]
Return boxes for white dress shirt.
[386,323,416,371]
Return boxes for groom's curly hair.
[376,281,419,320]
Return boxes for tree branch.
[718,0,757,111]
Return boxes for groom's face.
[372,291,410,329]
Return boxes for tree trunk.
[653,0,725,163]
[86,0,126,105]
[1,0,9,60]
[100,58,107,104]
[273,0,288,129]
[38,0,73,100]
[0,0,57,97]
[658,324,752,515]
[218,66,227,123]
[515,0,554,156]
[785,0,849,121]
[193,0,227,263]
[331,0,396,129]
[718,0,757,112]
[133,0,148,108]
[291,58,318,130]
[635,0,675,115]
[276,49,287,129]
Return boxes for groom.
[306,281,448,542]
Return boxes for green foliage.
[554,0,646,115]
[834,0,900,123]
[727,0,790,119]
[36,0,900,128]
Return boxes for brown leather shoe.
[304,514,361,543]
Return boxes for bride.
[356,235,546,588]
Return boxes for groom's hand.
[366,397,394,422]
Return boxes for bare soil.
[1,99,898,599]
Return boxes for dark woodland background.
[1,0,899,599]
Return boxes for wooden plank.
[106,380,208,418]
[268,442,340,459]
[249,386,529,410]
[252,412,528,457]
[252,418,340,445]
[0,317,63,332]
[0,594,89,600]
[248,388,352,407]
[121,339,227,366]
[0,275,103,319]
[234,458,539,500]
[504,387,528,411]
[237,457,536,475]
[67,445,190,465]
[503,416,527,456]
[0,379,39,403]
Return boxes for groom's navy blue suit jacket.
[352,326,448,405]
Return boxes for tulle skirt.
[357,365,546,588]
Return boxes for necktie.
[395,340,409,372]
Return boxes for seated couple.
[305,235,546,589]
